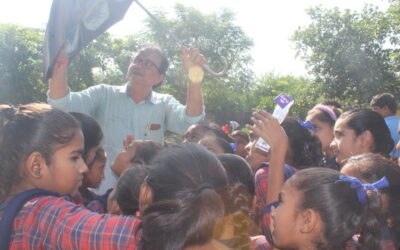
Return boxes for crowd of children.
[0,92,399,249]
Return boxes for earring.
[33,169,40,177]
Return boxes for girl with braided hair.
[246,111,324,229]
[267,168,385,250]
[341,153,399,249]
[215,154,256,249]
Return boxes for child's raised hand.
[247,110,288,150]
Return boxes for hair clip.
[314,105,337,121]
[195,183,214,194]
[335,175,389,205]
[296,117,317,131]
[229,143,237,152]
[221,124,229,135]
[229,121,240,131]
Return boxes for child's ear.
[108,199,122,215]
[359,130,374,151]
[25,152,47,179]
[139,183,153,213]
[299,208,320,234]
[382,105,391,116]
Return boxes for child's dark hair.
[217,154,255,249]
[288,168,382,250]
[211,127,235,144]
[339,109,394,155]
[217,154,255,197]
[131,140,163,165]
[0,103,80,203]
[114,165,151,215]
[141,143,227,250]
[201,136,235,154]
[345,153,400,248]
[230,130,250,144]
[370,93,397,114]
[282,117,324,169]
[69,112,103,161]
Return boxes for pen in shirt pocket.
[144,123,161,136]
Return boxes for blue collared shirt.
[384,115,400,157]
[47,83,204,191]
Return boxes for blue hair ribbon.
[296,117,317,132]
[229,143,237,152]
[335,175,389,205]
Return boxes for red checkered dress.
[1,196,141,249]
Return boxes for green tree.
[387,0,400,74]
[292,5,400,107]
[0,24,46,104]
[0,24,141,104]
[139,4,255,112]
[68,33,142,91]
[253,73,317,118]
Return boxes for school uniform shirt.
[384,115,400,158]
[0,196,142,249]
[254,162,297,232]
[250,235,273,250]
[72,189,112,213]
[47,84,205,193]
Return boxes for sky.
[0,0,390,77]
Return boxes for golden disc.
[188,65,204,83]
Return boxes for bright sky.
[0,0,390,77]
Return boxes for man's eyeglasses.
[131,57,160,72]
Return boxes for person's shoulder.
[385,115,400,122]
[85,83,122,92]
[150,91,177,104]
[16,196,76,220]
[24,196,74,209]
[151,91,174,99]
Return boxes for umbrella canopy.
[43,0,134,81]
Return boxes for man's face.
[127,52,165,89]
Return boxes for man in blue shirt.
[370,93,400,158]
[48,44,206,192]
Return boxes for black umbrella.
[43,0,134,81]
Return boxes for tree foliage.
[139,4,255,111]
[253,73,318,118]
[3,2,400,116]
[0,24,45,104]
[292,4,400,107]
